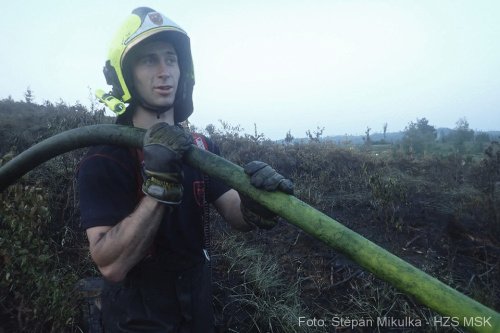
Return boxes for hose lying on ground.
[0,124,498,333]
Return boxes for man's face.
[131,41,180,109]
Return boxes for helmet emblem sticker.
[148,12,163,26]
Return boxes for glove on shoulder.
[142,122,193,204]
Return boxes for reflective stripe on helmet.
[124,11,185,46]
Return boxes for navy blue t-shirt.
[77,136,230,270]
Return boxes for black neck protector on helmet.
[136,96,174,119]
[115,100,172,125]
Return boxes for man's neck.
[133,106,175,129]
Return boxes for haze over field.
[1,0,499,139]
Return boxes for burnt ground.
[2,99,499,332]
[210,200,500,333]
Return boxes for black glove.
[244,161,294,194]
[240,161,293,229]
[142,122,193,204]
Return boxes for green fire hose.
[0,124,498,332]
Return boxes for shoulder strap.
[130,148,145,203]
[192,133,212,262]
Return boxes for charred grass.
[0,101,499,332]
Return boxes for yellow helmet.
[101,7,195,123]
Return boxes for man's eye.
[141,56,156,65]
[166,56,178,65]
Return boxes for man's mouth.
[154,85,174,95]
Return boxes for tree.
[246,123,265,143]
[363,126,372,145]
[452,118,474,153]
[402,118,437,156]
[24,86,34,104]
[204,123,218,140]
[306,126,325,143]
[284,130,294,144]
[475,132,491,144]
[383,123,388,141]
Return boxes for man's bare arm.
[213,189,254,231]
[86,196,166,282]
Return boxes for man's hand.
[142,122,193,204]
[240,161,293,229]
[244,161,293,194]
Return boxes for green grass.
[213,231,319,333]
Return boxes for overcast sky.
[1,0,499,139]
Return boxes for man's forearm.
[214,190,254,232]
[90,196,166,281]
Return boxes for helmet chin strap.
[138,97,174,119]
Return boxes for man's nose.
[157,61,171,78]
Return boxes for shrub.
[1,100,498,331]
[0,184,80,332]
